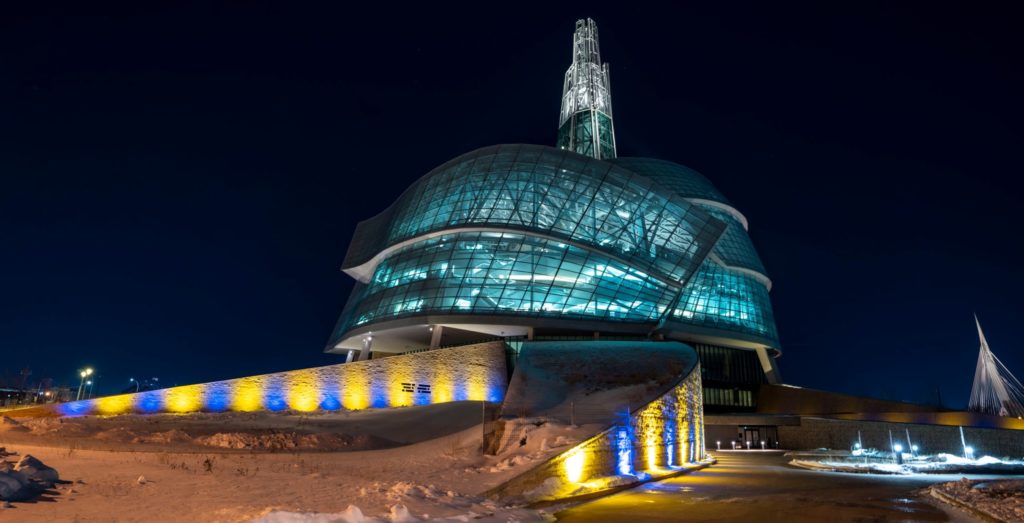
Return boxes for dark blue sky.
[2,3,1021,407]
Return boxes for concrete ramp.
[500,340,698,427]
[488,340,710,503]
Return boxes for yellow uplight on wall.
[287,371,321,412]
[53,342,507,418]
[232,376,264,412]
[96,393,134,415]
[165,384,203,413]
[564,450,586,483]
[342,364,371,410]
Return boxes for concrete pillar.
[429,325,443,349]
[527,327,534,341]
[358,336,373,361]
[755,347,782,384]
[344,350,355,363]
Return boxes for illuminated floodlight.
[564,451,585,483]
[854,442,861,449]
[893,444,903,453]
[716,440,721,450]
[911,445,919,452]
[965,446,975,458]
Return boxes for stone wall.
[488,365,707,503]
[778,417,1024,457]
[40,342,507,417]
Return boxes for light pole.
[130,378,140,392]
[76,368,93,401]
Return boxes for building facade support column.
[358,336,373,361]
[430,325,444,349]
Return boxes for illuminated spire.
[557,18,617,160]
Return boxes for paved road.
[555,451,989,522]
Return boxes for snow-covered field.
[0,402,596,522]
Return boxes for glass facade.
[703,387,754,408]
[347,231,675,328]
[609,158,731,205]
[343,145,726,287]
[557,110,616,160]
[329,143,780,351]
[693,343,768,385]
[701,207,768,276]
[672,261,778,341]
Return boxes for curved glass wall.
[344,231,677,330]
[608,158,731,205]
[700,207,768,276]
[343,145,726,287]
[671,261,778,342]
[330,144,780,350]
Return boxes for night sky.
[3,3,1022,407]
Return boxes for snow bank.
[931,478,1024,523]
[791,453,1024,475]
[0,450,58,501]
[0,416,28,432]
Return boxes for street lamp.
[130,378,140,392]
[76,368,94,401]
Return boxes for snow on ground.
[0,402,591,522]
[930,478,1024,522]
[1,401,491,452]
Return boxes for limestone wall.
[47,342,507,417]
[488,365,707,503]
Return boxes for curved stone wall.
[487,344,710,503]
[29,342,508,417]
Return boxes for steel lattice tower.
[557,18,617,160]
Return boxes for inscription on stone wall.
[401,382,432,394]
